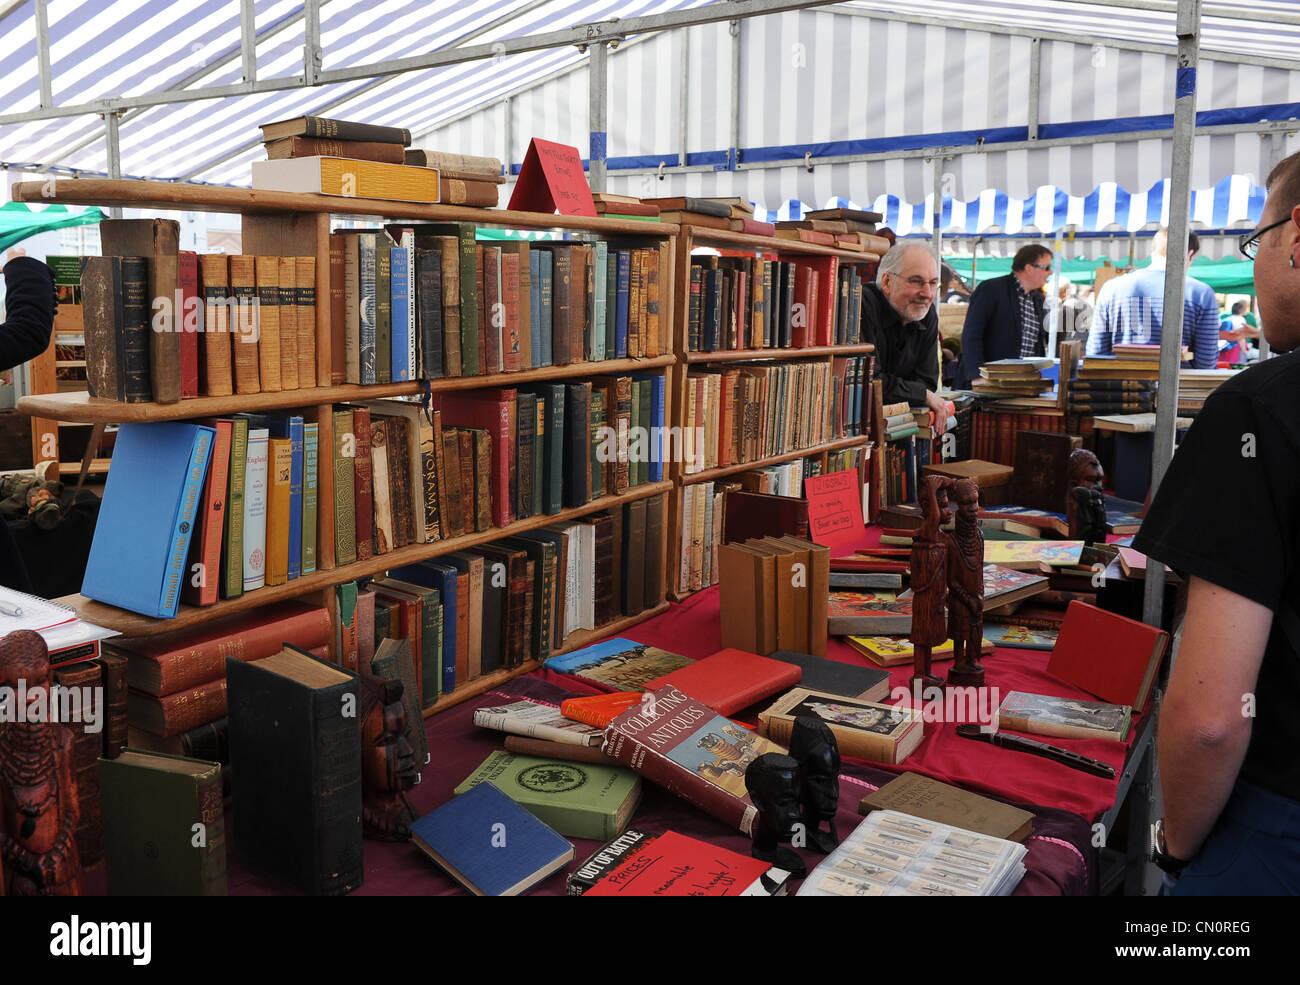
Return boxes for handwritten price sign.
[507,137,597,217]
[804,469,865,548]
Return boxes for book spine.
[333,411,356,566]
[359,235,377,384]
[254,255,281,392]
[459,227,479,376]
[265,438,293,587]
[277,255,299,390]
[99,652,129,759]
[295,255,316,387]
[352,406,374,561]
[221,418,248,599]
[390,244,410,381]
[182,420,231,607]
[196,771,228,894]
[158,428,213,617]
[179,251,200,398]
[120,257,153,402]
[329,235,346,385]
[416,247,444,379]
[198,254,234,396]
[222,256,261,392]
[131,678,228,737]
[376,243,392,384]
[503,250,521,372]
[302,422,318,575]
[552,248,572,367]
[299,116,411,143]
[310,683,364,895]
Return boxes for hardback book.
[55,661,105,865]
[473,697,605,746]
[826,591,912,635]
[403,148,503,177]
[829,572,903,590]
[858,772,1034,843]
[1012,431,1082,513]
[982,541,1086,570]
[560,692,643,729]
[220,417,249,599]
[996,690,1133,742]
[253,255,282,392]
[602,684,787,835]
[767,649,890,700]
[198,253,233,396]
[265,134,406,163]
[128,677,228,737]
[543,637,692,692]
[276,254,299,389]
[351,405,375,560]
[228,255,261,393]
[978,507,1070,538]
[1045,601,1170,710]
[98,749,227,895]
[332,409,357,564]
[454,750,642,842]
[227,646,363,895]
[252,157,439,203]
[127,718,228,762]
[241,427,269,592]
[99,650,129,758]
[722,489,810,544]
[757,688,925,764]
[99,218,181,403]
[301,421,318,574]
[983,623,1059,650]
[643,648,802,717]
[264,437,293,586]
[80,255,152,402]
[982,564,1051,612]
[260,116,413,144]
[411,782,573,896]
[376,577,445,710]
[584,830,790,897]
[567,828,657,895]
[81,422,214,619]
[181,418,233,607]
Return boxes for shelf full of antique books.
[664,223,878,601]
[13,178,679,714]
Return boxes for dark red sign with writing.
[805,468,866,548]
[507,138,597,217]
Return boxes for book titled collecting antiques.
[543,637,692,692]
[757,688,924,764]
[996,691,1132,742]
[602,684,786,835]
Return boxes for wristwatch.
[1150,819,1191,875]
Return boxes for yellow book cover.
[252,157,440,204]
[846,635,994,668]
[982,541,1086,570]
[265,438,293,586]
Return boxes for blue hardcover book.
[391,243,411,382]
[82,422,214,618]
[241,414,304,580]
[633,373,666,483]
[543,637,650,675]
[529,250,542,369]
[302,421,318,576]
[615,250,630,358]
[388,561,458,695]
[410,783,573,896]
[589,241,607,361]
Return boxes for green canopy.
[0,201,104,252]
[946,255,1256,295]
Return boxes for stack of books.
[1177,367,1235,412]
[647,196,772,236]
[977,358,1055,397]
[591,193,661,222]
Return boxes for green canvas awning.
[0,201,103,253]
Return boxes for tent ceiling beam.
[240,0,257,84]
[303,0,322,86]
[34,0,51,109]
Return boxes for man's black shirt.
[859,281,939,406]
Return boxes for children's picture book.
[982,541,1086,570]
[827,592,912,635]
[846,635,994,667]
[981,564,1050,611]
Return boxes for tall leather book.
[369,417,396,553]
[261,115,412,143]
[416,407,442,542]
[376,241,392,384]
[446,552,485,678]
[522,383,566,514]
[429,407,450,539]
[402,223,477,375]
[504,535,556,664]
[621,497,647,617]
[501,241,531,368]
[431,235,462,375]
[387,414,414,547]
[415,245,444,378]
[351,405,374,561]
[516,391,537,519]
[295,255,316,387]
[332,409,357,565]
[581,512,616,628]
[182,418,233,607]
[99,650,129,758]
[54,661,104,865]
[99,218,181,403]
[329,233,346,384]
[564,382,591,508]
[378,577,444,711]
[228,646,362,896]
[549,246,574,366]
[228,255,260,393]
[99,749,227,895]
[479,544,529,669]
[438,428,466,537]
[437,389,514,527]
[197,253,234,396]
[253,255,281,392]
[277,255,298,390]
[178,250,200,397]
[81,255,149,402]
[643,493,666,611]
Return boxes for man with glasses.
[955,245,1053,388]
[861,242,948,426]
[1135,154,1300,893]
[1086,227,1219,369]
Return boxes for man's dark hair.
[1012,244,1052,272]
[1266,150,1300,222]
[1187,230,1200,255]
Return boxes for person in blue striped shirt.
[1086,228,1221,369]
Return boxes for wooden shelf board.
[56,458,111,475]
[12,179,678,237]
[685,344,874,363]
[681,434,873,486]
[57,480,673,637]
[684,225,881,260]
[17,356,674,424]
[420,602,670,717]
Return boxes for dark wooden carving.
[744,752,807,878]
[358,668,418,842]
[1067,448,1108,544]
[789,716,840,854]
[945,478,986,687]
[909,474,951,689]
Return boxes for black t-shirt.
[1134,349,1300,802]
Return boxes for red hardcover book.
[644,648,802,717]
[181,417,232,607]
[352,405,374,561]
[783,255,839,346]
[585,830,779,896]
[128,678,228,737]
[829,557,909,574]
[602,684,787,835]
[111,601,331,696]
[734,218,776,237]
[790,264,815,348]
[178,250,200,398]
[502,249,521,373]
[436,388,515,527]
[1045,601,1170,711]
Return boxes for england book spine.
[120,257,154,402]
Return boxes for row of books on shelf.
[969,409,1068,467]
[686,253,871,352]
[681,357,869,475]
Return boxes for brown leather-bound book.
[228,255,260,393]
[621,497,647,617]
[254,255,282,392]
[432,236,462,376]
[628,249,643,358]
[295,255,317,388]
[198,254,234,396]
[55,661,106,864]
[467,428,492,532]
[351,405,374,561]
[386,414,413,548]
[481,246,501,373]
[718,542,764,655]
[440,429,467,537]
[265,135,406,163]
[369,417,395,554]
[453,570,471,682]
[98,651,129,759]
[328,233,346,384]
[475,246,487,374]
[99,218,182,403]
[501,249,522,373]
[430,408,450,540]
[479,544,528,668]
[128,677,227,737]
[440,177,498,207]
[551,246,573,366]
[521,560,536,658]
[277,256,299,390]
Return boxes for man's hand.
[924,390,949,430]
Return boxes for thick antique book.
[858,772,1033,843]
[177,250,200,397]
[99,749,227,895]
[82,422,214,619]
[644,648,802,717]
[544,638,692,693]
[454,750,641,842]
[197,253,233,396]
[253,255,281,392]
[128,676,227,737]
[260,115,412,144]
[411,782,573,896]
[181,418,233,607]
[253,157,439,203]
[585,830,790,897]
[1012,431,1082,513]
[331,409,357,565]
[80,255,150,402]
[54,661,105,865]
[228,254,261,393]
[1046,601,1170,710]
[375,576,444,710]
[98,651,129,758]
[996,690,1132,742]
[228,646,363,895]
[404,148,504,177]
[757,688,925,764]
[350,405,374,561]
[99,218,181,403]
[293,255,316,387]
[265,135,405,163]
[276,255,298,390]
[369,417,395,553]
[437,389,513,527]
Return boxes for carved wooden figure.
[0,630,81,896]
[358,668,418,842]
[789,716,841,853]
[744,752,807,878]
[909,474,951,690]
[1067,448,1108,545]
[945,478,986,688]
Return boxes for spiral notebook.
[0,587,77,635]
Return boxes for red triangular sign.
[507,138,597,217]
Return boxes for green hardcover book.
[376,242,392,384]
[453,750,641,841]
[589,240,607,361]
[370,636,430,769]
[221,416,249,599]
[379,577,444,711]
[98,749,227,896]
[302,422,319,575]
[333,408,356,565]
[589,388,606,499]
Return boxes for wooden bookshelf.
[680,434,872,486]
[18,178,679,709]
[685,343,873,364]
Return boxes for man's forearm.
[1158,703,1251,859]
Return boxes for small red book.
[1046,601,1170,711]
[644,648,802,717]
[831,557,909,574]
[585,830,784,896]
[561,692,642,728]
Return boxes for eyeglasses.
[901,276,940,290]
[1030,263,1053,271]
[1239,216,1290,259]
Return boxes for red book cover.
[436,388,515,527]
[830,557,909,573]
[128,678,227,737]
[1045,601,1170,711]
[736,218,775,237]
[602,684,786,835]
[790,264,814,348]
[644,648,802,717]
[502,249,521,373]
[352,405,374,561]
[179,250,200,398]
[181,417,232,607]
[117,600,331,696]
[798,254,839,346]
[585,830,777,896]
[561,692,642,728]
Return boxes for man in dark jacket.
[956,244,1053,387]
[0,256,58,372]
[860,242,947,425]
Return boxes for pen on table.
[0,600,24,617]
